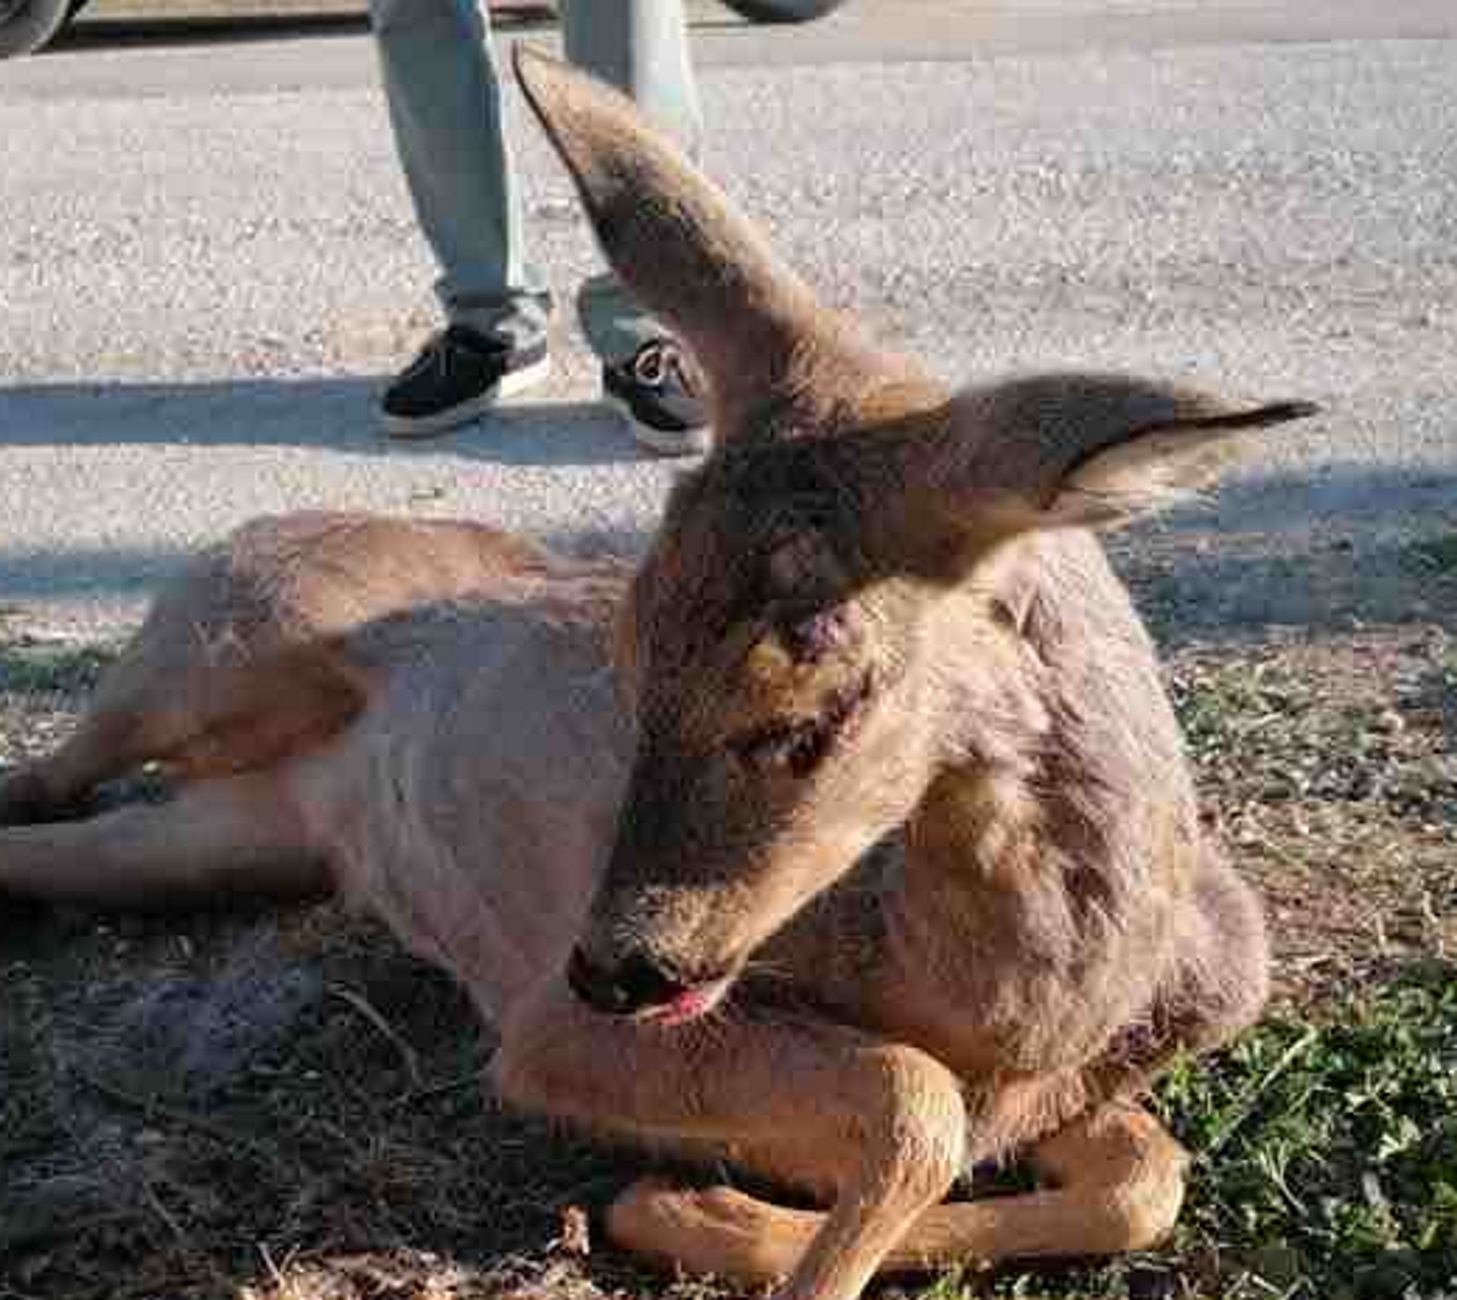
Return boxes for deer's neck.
[897,762,1051,964]
[870,755,1089,1077]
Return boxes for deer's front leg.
[494,980,966,1300]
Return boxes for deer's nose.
[566,944,690,1016]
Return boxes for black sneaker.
[603,338,711,456]
[380,326,551,439]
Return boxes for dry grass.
[2,613,1453,1300]
[1169,627,1455,1007]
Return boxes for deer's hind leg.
[2,541,368,829]
[1,597,361,907]
[0,671,159,825]
[0,640,356,905]
[605,1101,1188,1284]
[1,641,363,827]
[0,769,331,908]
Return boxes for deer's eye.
[731,672,874,779]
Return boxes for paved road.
[2,2,1456,636]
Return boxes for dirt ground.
[1,533,1454,1300]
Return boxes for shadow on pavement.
[3,378,1455,646]
[0,377,648,468]
[1115,464,1457,646]
[0,544,190,606]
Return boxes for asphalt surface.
[2,2,1456,636]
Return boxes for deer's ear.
[1039,396,1321,528]
[845,374,1319,582]
[514,46,895,440]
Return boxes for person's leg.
[561,0,711,455]
[370,0,553,436]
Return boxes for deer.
[0,48,1317,1300]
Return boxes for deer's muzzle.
[565,944,730,1024]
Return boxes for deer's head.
[516,49,1316,1024]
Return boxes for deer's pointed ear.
[514,46,890,440]
[860,374,1320,581]
[1039,395,1321,528]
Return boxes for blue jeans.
[368,0,702,366]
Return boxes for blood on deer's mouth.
[634,974,733,1027]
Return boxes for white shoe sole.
[604,392,712,457]
[380,355,552,440]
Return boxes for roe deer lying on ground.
[0,49,1318,1300]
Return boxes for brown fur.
[0,50,1319,1300]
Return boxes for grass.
[1165,632,1454,1005]
[1156,967,1457,1299]
[2,625,1454,1300]
[1406,534,1457,577]
[928,967,1457,1300]
[0,638,118,699]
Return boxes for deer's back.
[134,511,563,660]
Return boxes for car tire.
[0,0,73,57]
[719,0,849,24]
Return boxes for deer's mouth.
[565,944,737,1024]
[632,973,733,1027]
